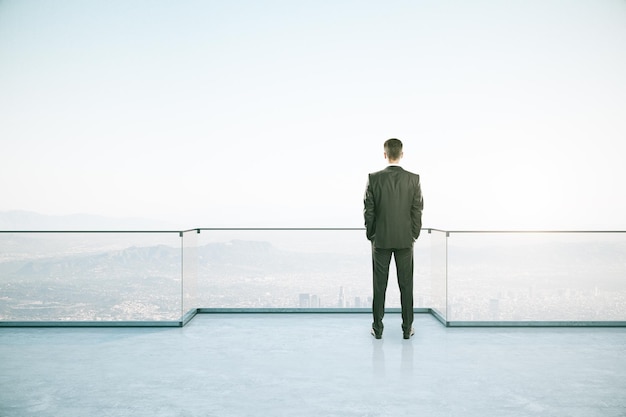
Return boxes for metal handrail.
[0,230,181,233]
[2,228,625,233]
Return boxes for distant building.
[417,295,425,308]
[338,286,345,308]
[299,293,310,308]
[311,295,320,308]
[489,298,500,320]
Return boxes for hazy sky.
[1,0,625,229]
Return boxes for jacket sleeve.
[411,175,424,240]
[363,175,376,241]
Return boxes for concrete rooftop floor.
[1,313,625,417]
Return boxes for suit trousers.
[371,244,414,335]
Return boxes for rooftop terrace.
[1,228,625,415]
[1,312,625,416]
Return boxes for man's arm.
[363,175,376,241]
[411,175,424,240]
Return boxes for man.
[364,138,423,339]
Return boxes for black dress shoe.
[371,329,382,339]
[403,328,415,339]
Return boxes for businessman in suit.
[364,138,423,339]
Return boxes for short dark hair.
[384,138,403,160]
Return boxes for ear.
[383,152,388,160]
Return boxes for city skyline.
[1,232,624,322]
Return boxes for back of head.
[384,138,403,161]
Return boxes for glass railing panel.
[414,231,432,309]
[446,232,626,322]
[429,229,447,320]
[196,229,431,310]
[182,229,199,318]
[0,232,182,322]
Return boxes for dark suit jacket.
[364,166,424,249]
